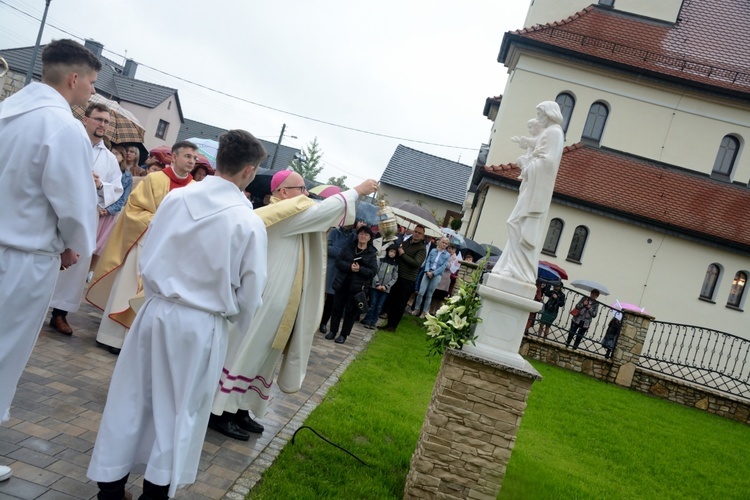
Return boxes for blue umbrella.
[538,263,562,282]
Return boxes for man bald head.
[273,171,309,200]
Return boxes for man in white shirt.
[0,39,100,484]
[87,130,268,499]
[49,102,123,335]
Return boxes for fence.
[523,286,750,401]
[525,285,620,358]
[640,321,750,400]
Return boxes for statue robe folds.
[212,189,358,417]
[495,124,564,284]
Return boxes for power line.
[0,0,481,152]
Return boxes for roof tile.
[508,3,750,95]
[380,145,472,206]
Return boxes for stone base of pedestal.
[403,349,541,500]
[463,273,541,369]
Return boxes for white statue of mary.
[493,101,565,284]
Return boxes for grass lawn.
[248,316,750,499]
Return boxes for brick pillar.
[607,310,652,387]
[403,349,541,499]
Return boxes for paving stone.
[0,304,373,499]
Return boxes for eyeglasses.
[285,185,308,192]
[87,116,111,125]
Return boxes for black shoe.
[208,417,250,441]
[334,334,346,344]
[325,331,336,340]
[108,347,121,355]
[319,324,327,334]
[234,412,264,434]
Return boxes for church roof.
[483,143,750,252]
[380,145,472,206]
[500,3,750,97]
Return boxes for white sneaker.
[0,465,11,481]
[86,271,94,283]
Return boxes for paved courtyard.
[0,303,373,499]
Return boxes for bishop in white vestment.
[211,172,379,431]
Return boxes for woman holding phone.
[326,225,377,344]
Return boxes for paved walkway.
[0,303,373,499]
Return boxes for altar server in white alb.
[48,101,123,335]
[0,39,100,484]
[87,129,269,500]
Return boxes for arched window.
[727,271,747,308]
[711,135,740,179]
[699,263,721,300]
[566,226,588,262]
[582,102,609,145]
[543,218,564,255]
[555,93,575,133]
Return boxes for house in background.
[1,39,183,150]
[178,118,301,171]
[464,0,750,338]
[379,145,472,227]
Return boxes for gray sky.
[0,0,530,185]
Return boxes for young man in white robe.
[0,39,100,484]
[48,102,123,335]
[209,170,379,440]
[87,130,268,499]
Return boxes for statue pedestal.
[462,273,541,370]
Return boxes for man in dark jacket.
[382,225,426,332]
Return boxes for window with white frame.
[566,225,588,262]
[727,271,747,308]
[699,263,721,301]
[543,218,564,255]
[582,102,609,145]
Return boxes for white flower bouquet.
[424,262,483,356]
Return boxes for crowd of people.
[318,221,472,340]
[0,38,382,499]
[0,37,628,499]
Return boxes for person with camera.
[566,288,600,349]
[326,225,378,344]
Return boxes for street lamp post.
[24,0,52,86]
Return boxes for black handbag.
[354,290,369,315]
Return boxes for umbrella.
[539,260,568,280]
[72,93,145,143]
[612,300,648,314]
[461,237,502,260]
[118,141,149,164]
[538,263,561,282]
[195,154,215,175]
[148,145,172,165]
[309,184,342,199]
[441,228,464,245]
[391,201,438,225]
[390,206,442,238]
[571,279,610,296]
[354,200,379,226]
[186,137,218,168]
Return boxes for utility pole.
[269,123,286,171]
[25,0,52,86]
